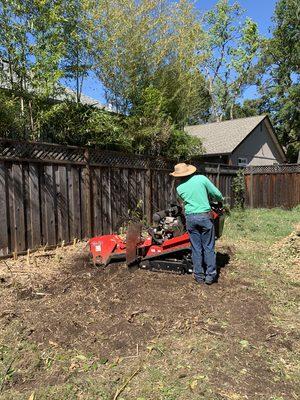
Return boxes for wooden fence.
[245,164,300,209]
[0,139,238,256]
[0,138,299,257]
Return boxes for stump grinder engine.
[89,203,225,274]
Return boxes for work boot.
[193,273,205,284]
[205,277,217,285]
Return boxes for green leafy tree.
[0,90,25,137]
[225,98,265,119]
[61,0,94,103]
[152,0,210,126]
[38,102,128,148]
[0,0,32,127]
[0,0,206,160]
[124,86,172,156]
[25,0,65,98]
[91,0,207,157]
[202,0,260,121]
[166,129,204,161]
[259,0,300,162]
[0,0,65,136]
[92,0,208,122]
[124,86,203,158]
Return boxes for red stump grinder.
[89,203,225,274]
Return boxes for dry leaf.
[189,379,198,390]
[69,362,79,371]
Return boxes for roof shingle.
[185,115,266,154]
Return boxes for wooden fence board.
[269,174,274,208]
[23,164,30,250]
[277,174,282,208]
[111,168,120,231]
[119,169,127,224]
[41,165,56,246]
[28,164,42,248]
[294,175,297,207]
[136,170,144,211]
[275,173,280,208]
[157,171,163,211]
[56,165,69,243]
[116,168,124,228]
[261,175,266,208]
[67,165,75,240]
[141,170,147,217]
[71,166,82,240]
[92,168,102,236]
[279,174,284,208]
[120,168,129,221]
[9,164,26,253]
[81,166,91,239]
[128,169,137,213]
[145,169,152,222]
[163,173,170,209]
[101,167,112,234]
[156,172,163,211]
[157,171,163,210]
[256,175,261,208]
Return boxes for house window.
[238,157,248,166]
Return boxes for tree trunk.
[76,50,81,104]
[230,103,234,120]
[8,58,14,89]
[28,99,35,136]
[76,70,80,104]
[207,77,218,121]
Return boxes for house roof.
[185,115,267,155]
[1,58,112,111]
[55,87,109,110]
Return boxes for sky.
[78,0,278,105]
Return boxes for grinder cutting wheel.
[89,163,224,283]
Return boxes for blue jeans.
[186,213,216,282]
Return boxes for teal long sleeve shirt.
[176,174,223,215]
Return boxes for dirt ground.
[0,210,299,399]
[1,244,236,358]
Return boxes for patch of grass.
[221,206,300,393]
[224,206,300,245]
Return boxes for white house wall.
[230,121,285,166]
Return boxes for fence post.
[249,166,254,208]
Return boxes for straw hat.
[170,162,197,177]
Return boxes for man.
[170,163,223,285]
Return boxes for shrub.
[232,169,246,209]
